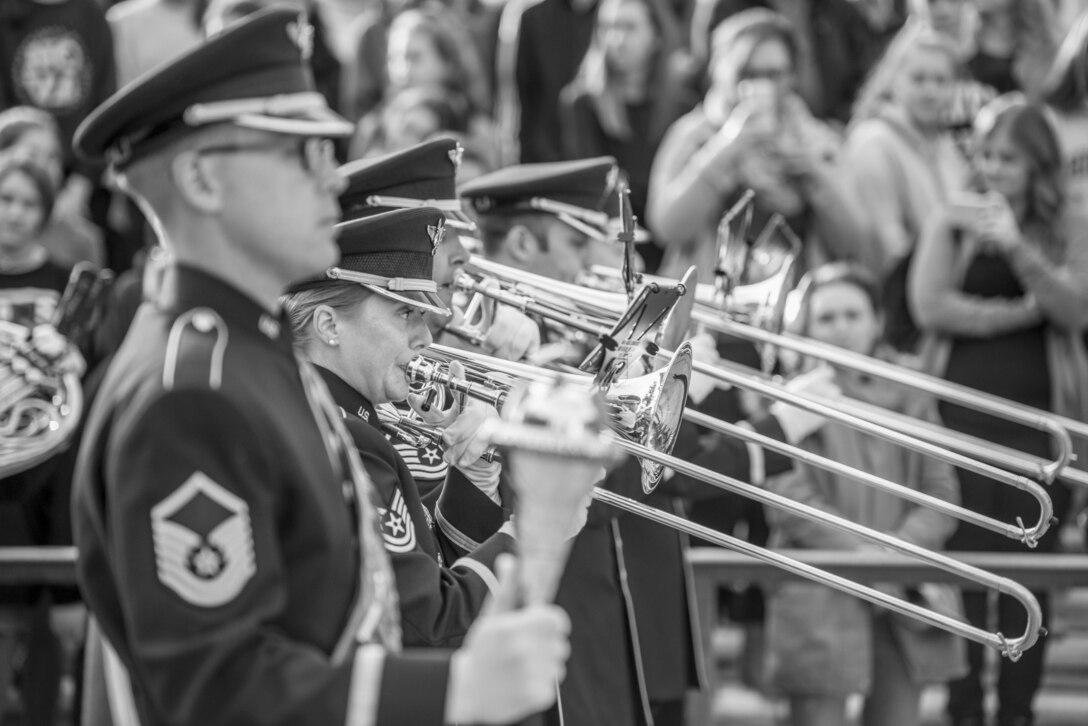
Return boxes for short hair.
[474,211,559,258]
[790,261,881,337]
[281,280,372,352]
[0,152,56,233]
[0,106,61,153]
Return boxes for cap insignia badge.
[427,218,447,254]
[448,144,464,169]
[286,15,315,60]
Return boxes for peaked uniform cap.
[74,7,353,167]
[457,157,649,242]
[325,208,451,316]
[337,138,473,228]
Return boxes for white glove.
[686,332,725,405]
[769,365,841,444]
[482,306,541,362]
[445,554,570,723]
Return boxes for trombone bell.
[597,341,693,493]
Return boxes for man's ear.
[503,224,541,265]
[170,150,224,214]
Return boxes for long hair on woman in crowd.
[973,95,1066,241]
[566,0,685,141]
[851,17,962,126]
[385,4,490,116]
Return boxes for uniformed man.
[70,10,572,725]
[460,160,838,725]
[461,157,655,726]
[282,207,526,648]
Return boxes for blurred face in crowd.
[719,36,795,103]
[332,292,433,404]
[387,17,447,90]
[976,121,1032,205]
[10,127,63,188]
[923,0,968,40]
[599,0,658,76]
[890,45,955,131]
[0,169,46,253]
[806,281,881,356]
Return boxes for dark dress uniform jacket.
[317,367,514,647]
[72,266,450,726]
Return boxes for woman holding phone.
[909,94,1088,726]
[646,7,866,284]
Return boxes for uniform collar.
[314,364,380,428]
[158,264,294,355]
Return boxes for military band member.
[461,160,839,725]
[70,10,571,725]
[461,157,653,726]
[337,137,541,363]
[336,138,540,495]
[282,208,524,648]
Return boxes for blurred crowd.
[2,0,1088,725]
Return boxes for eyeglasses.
[196,137,337,175]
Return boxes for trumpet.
[408,338,694,494]
[395,346,1044,660]
[453,261,1057,546]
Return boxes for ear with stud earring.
[328,338,339,346]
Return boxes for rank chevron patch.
[151,472,256,607]
[378,489,416,553]
[391,440,448,482]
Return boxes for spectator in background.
[561,0,696,273]
[0,151,80,726]
[909,95,1087,726]
[687,0,876,126]
[841,20,968,351]
[0,107,106,269]
[1041,10,1088,212]
[0,0,115,222]
[501,0,599,163]
[350,5,498,174]
[766,262,965,726]
[647,8,867,285]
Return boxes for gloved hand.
[686,332,724,405]
[408,361,502,502]
[769,365,841,444]
[445,554,570,723]
[481,305,540,362]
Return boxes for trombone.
[400,347,1045,660]
[584,193,1083,486]
[451,261,1057,547]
